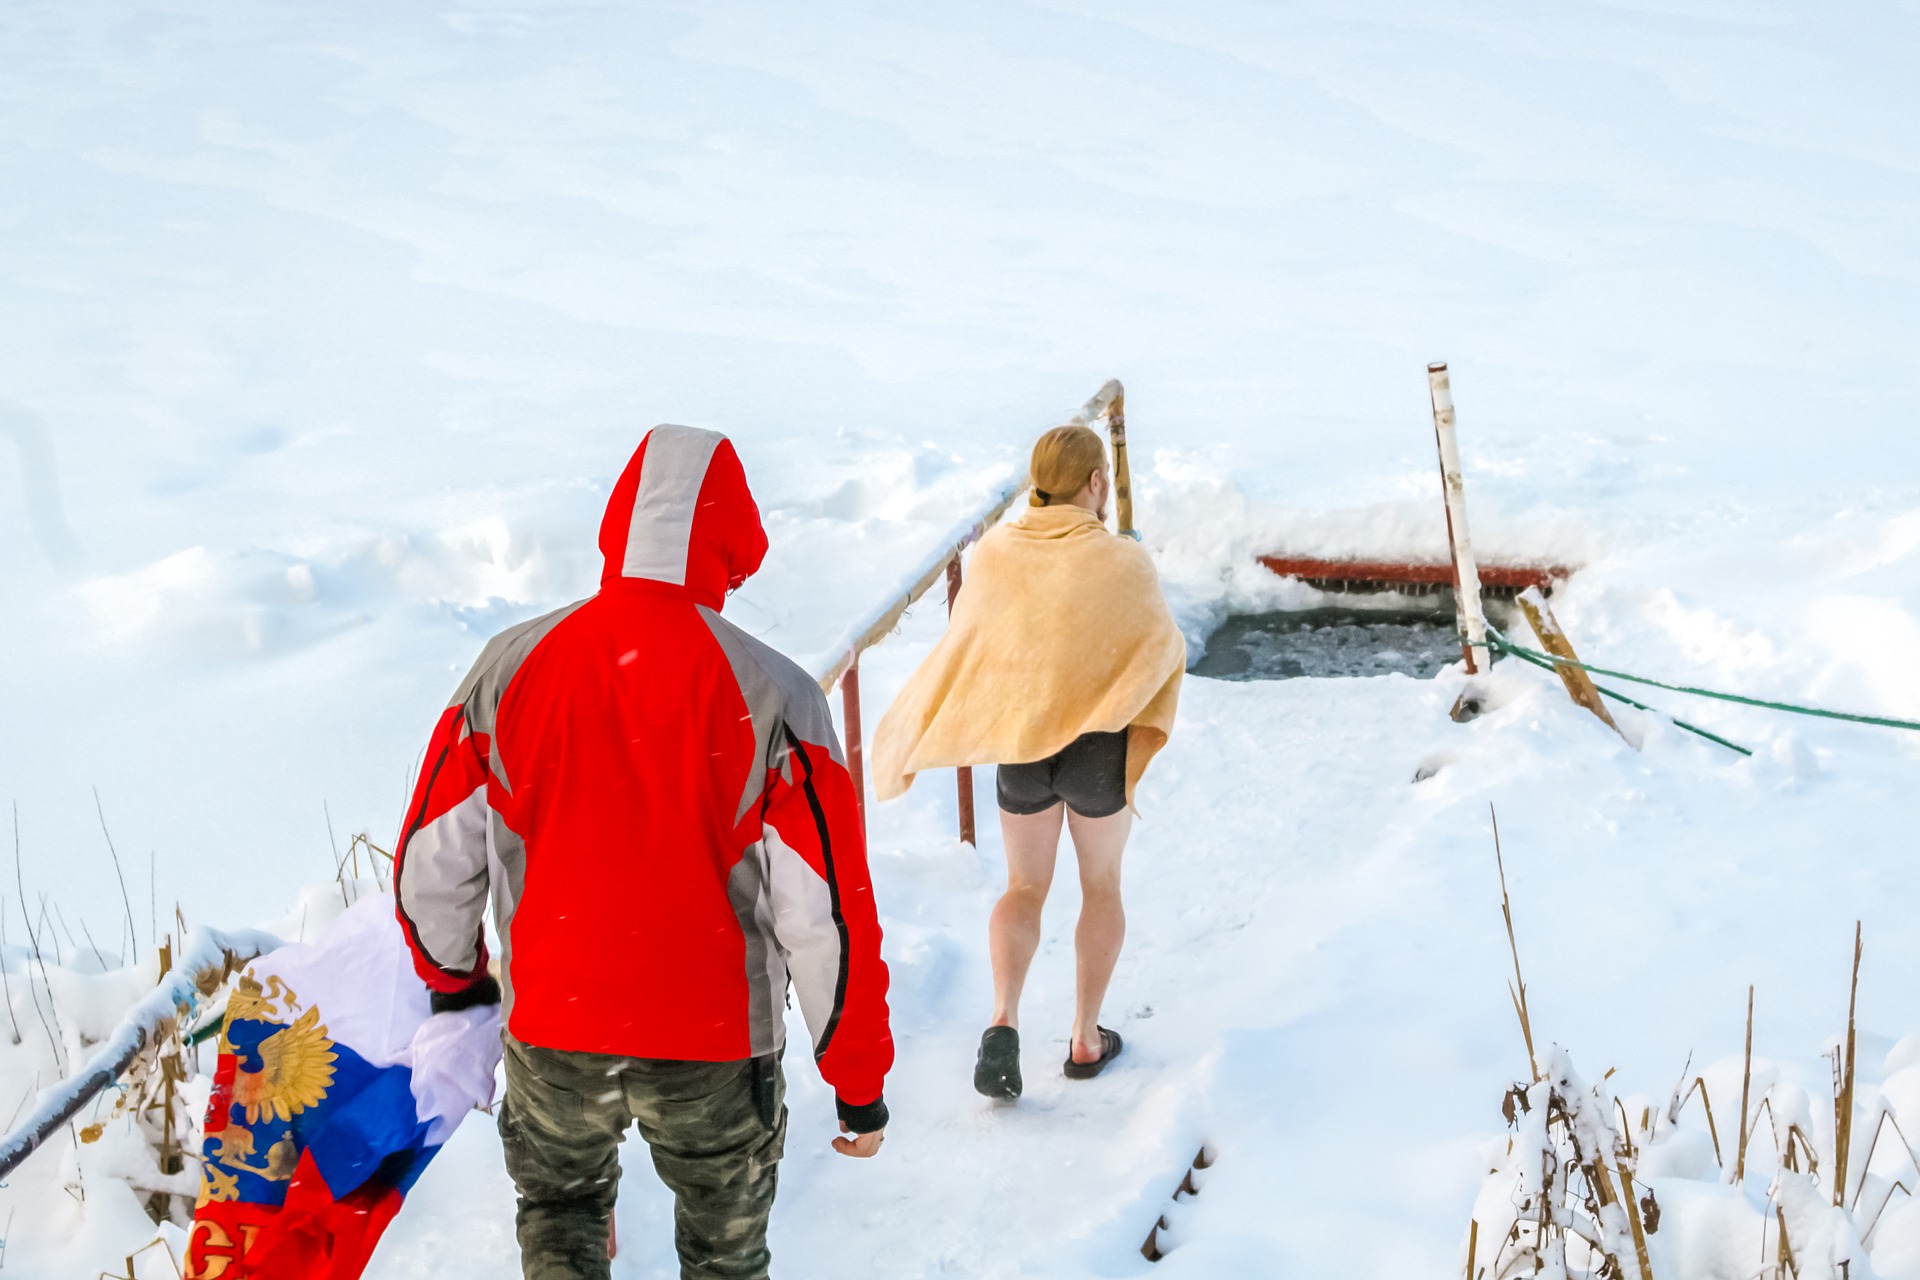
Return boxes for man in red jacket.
[392,425,893,1280]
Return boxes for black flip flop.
[974,1026,1022,1099]
[1063,1027,1123,1080]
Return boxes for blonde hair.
[1028,424,1107,507]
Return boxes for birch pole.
[1428,362,1489,673]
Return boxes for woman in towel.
[871,424,1185,1100]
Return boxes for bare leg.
[1064,807,1131,1063]
[990,803,1065,1029]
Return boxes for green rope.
[1490,637,1754,756]
[1484,622,1920,736]
[186,1016,224,1048]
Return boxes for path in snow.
[367,585,1920,1278]
[363,655,1458,1279]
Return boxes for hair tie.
[1033,488,1051,505]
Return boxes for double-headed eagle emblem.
[230,1004,337,1125]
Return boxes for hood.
[596,425,769,608]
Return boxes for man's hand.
[832,1122,886,1158]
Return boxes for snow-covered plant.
[1468,1046,1656,1280]
[1469,813,1902,1279]
[80,951,233,1227]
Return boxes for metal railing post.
[946,556,976,846]
[841,654,866,833]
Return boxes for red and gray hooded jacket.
[393,425,892,1130]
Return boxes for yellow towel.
[871,504,1186,811]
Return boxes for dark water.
[1190,607,1463,681]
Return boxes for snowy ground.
[5,2,1920,1276]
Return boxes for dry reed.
[91,788,138,962]
[0,904,22,1046]
[77,919,109,972]
[1490,804,1537,1081]
[1737,985,1754,1182]
[1669,1072,1724,1165]
[1834,923,1862,1208]
[12,804,66,1070]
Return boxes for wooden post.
[1071,381,1131,537]
[841,656,866,831]
[159,1043,180,1176]
[946,557,976,847]
[1106,386,1134,538]
[1515,587,1623,737]
[1140,1145,1212,1262]
[155,940,179,1176]
[1427,363,1488,672]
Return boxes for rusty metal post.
[841,655,866,832]
[946,557,976,846]
[1427,362,1488,673]
[1106,387,1134,538]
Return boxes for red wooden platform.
[1257,556,1568,598]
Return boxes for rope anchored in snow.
[1482,624,1920,754]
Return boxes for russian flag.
[186,894,501,1279]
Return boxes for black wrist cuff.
[836,1094,889,1134]
[429,975,501,1014]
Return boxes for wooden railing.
[1070,379,1133,537]
[810,483,1019,846]
[814,379,1129,846]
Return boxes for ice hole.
[1190,604,1470,681]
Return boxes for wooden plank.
[1256,556,1567,594]
[1515,586,1622,736]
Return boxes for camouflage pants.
[500,1035,787,1280]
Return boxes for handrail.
[812,380,1128,847]
[812,377,1130,695]
[811,479,1024,694]
[808,479,1021,844]
[1070,378,1124,425]
[1069,378,1132,537]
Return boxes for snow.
[5,1,1920,1276]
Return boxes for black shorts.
[995,731,1128,818]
